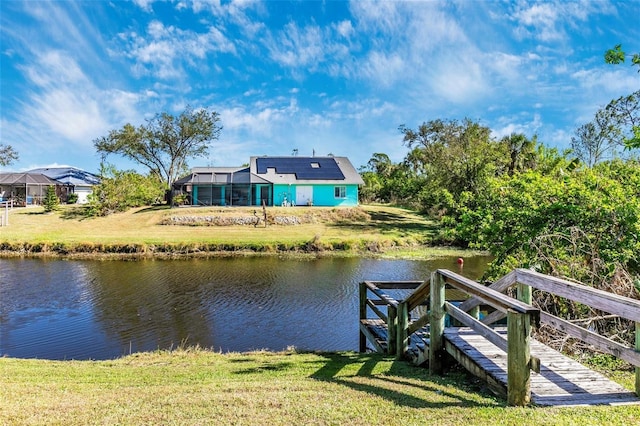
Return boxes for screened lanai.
[0,173,65,206]
[172,167,272,207]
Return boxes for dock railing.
[359,280,423,356]
[428,269,541,406]
[360,268,640,406]
[510,269,640,397]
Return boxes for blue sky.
[1,0,639,174]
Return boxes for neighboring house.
[0,172,63,206]
[173,156,364,207]
[28,167,100,204]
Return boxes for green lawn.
[0,204,476,258]
[2,349,639,425]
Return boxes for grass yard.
[2,349,639,425]
[0,204,475,258]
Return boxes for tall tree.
[365,152,393,177]
[499,133,537,176]
[571,108,621,167]
[399,118,500,195]
[94,106,222,189]
[605,90,640,149]
[603,45,640,148]
[0,144,19,166]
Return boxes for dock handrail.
[359,280,423,354]
[359,267,640,406]
[454,269,640,381]
[428,269,541,405]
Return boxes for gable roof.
[250,156,364,185]
[0,172,61,185]
[172,167,271,188]
[172,156,364,187]
[28,167,100,186]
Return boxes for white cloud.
[430,57,488,104]
[132,0,156,12]
[219,98,299,135]
[510,0,615,43]
[334,20,354,38]
[265,22,332,71]
[359,51,405,88]
[122,20,236,79]
[493,113,543,139]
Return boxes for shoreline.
[0,243,485,261]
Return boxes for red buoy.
[457,257,464,265]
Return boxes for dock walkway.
[359,269,640,406]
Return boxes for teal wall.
[273,184,359,207]
[273,184,294,206]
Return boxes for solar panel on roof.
[256,157,345,180]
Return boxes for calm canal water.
[0,256,490,360]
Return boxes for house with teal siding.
[172,156,364,207]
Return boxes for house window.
[311,162,320,168]
[334,186,346,199]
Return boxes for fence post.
[636,322,639,397]
[517,282,532,304]
[359,282,367,353]
[396,301,409,360]
[387,304,397,356]
[429,271,446,374]
[507,310,532,406]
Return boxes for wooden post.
[517,282,532,304]
[429,271,446,374]
[387,304,397,356]
[469,305,480,320]
[359,282,367,353]
[636,321,639,397]
[396,301,409,360]
[507,310,532,406]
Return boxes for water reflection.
[0,256,489,360]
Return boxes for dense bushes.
[86,165,165,216]
[451,159,640,282]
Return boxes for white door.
[296,186,313,206]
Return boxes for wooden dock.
[359,269,640,407]
[445,327,640,406]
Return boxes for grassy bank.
[0,204,476,259]
[2,349,638,425]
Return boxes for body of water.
[0,256,489,360]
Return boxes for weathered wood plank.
[636,321,640,397]
[444,338,507,398]
[444,327,640,407]
[457,270,518,313]
[429,271,446,374]
[396,302,409,360]
[367,281,424,290]
[540,311,640,367]
[445,302,507,352]
[515,269,640,322]
[359,282,367,353]
[507,310,532,406]
[404,280,430,311]
[407,313,430,335]
[481,310,506,326]
[438,269,538,317]
[362,281,399,308]
[359,320,387,354]
[366,299,388,322]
